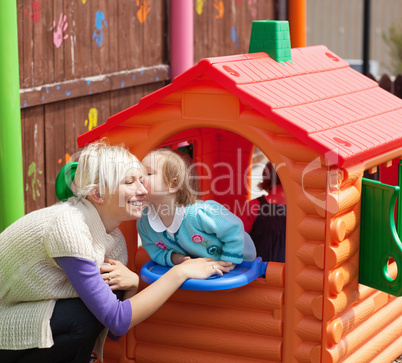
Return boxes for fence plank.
[110,87,139,118]
[106,0,119,74]
[22,106,46,212]
[45,101,67,206]
[19,65,170,109]
[125,0,143,70]
[53,0,65,83]
[379,74,392,93]
[116,0,130,71]
[33,0,53,86]
[394,75,402,99]
[143,1,167,67]
[62,0,75,81]
[19,0,34,88]
[17,1,24,87]
[72,95,87,151]
[70,0,92,78]
[64,98,78,164]
[194,0,210,63]
[91,0,110,75]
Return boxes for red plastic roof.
[78,46,402,167]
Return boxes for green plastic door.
[359,164,402,296]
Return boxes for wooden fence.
[19,1,400,217]
[18,0,274,215]
[377,74,402,99]
[306,0,402,76]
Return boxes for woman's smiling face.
[103,165,148,222]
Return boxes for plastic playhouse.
[76,21,402,363]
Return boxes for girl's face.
[103,166,148,222]
[142,154,170,204]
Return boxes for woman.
[0,140,231,363]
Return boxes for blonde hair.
[147,148,199,206]
[74,139,142,198]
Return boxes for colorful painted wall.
[18,0,274,215]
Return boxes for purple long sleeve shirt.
[55,257,132,337]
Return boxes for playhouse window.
[139,130,287,290]
[159,129,287,265]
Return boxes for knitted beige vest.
[0,198,127,356]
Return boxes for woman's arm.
[55,257,132,336]
[126,257,232,328]
[56,256,232,333]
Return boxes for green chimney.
[249,20,292,63]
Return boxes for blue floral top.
[137,200,255,266]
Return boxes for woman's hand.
[170,254,236,272]
[173,257,234,280]
[101,258,139,297]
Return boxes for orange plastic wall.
[98,78,402,362]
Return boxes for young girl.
[0,141,231,363]
[137,148,256,267]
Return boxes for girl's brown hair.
[148,148,199,206]
[258,161,281,192]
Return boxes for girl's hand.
[173,257,234,280]
[226,263,236,272]
[101,258,139,295]
[171,252,190,265]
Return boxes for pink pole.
[170,0,194,80]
